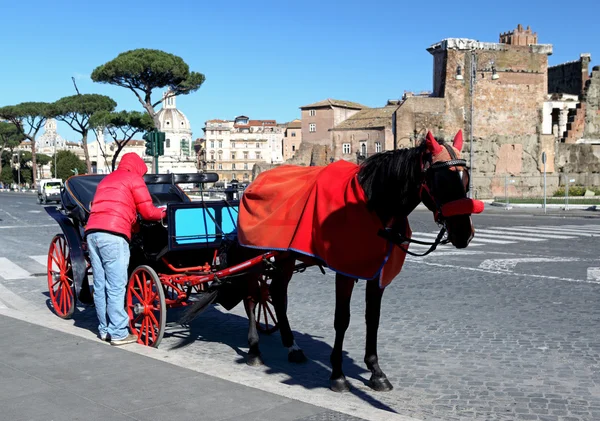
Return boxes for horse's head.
[420,131,484,248]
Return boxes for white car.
[37,178,63,204]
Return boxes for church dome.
[156,91,191,132]
[154,90,194,159]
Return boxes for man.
[85,153,166,346]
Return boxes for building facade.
[282,119,302,161]
[203,116,284,184]
[330,105,396,161]
[299,99,365,146]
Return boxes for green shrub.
[553,186,600,197]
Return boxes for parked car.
[37,178,63,204]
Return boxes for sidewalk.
[0,313,368,421]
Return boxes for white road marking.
[473,231,546,242]
[27,210,41,213]
[412,231,515,245]
[493,227,598,237]
[30,255,48,267]
[539,225,600,232]
[0,209,20,221]
[479,257,579,272]
[409,260,598,285]
[0,257,32,280]
[0,224,55,229]
[477,228,574,240]
[588,267,600,282]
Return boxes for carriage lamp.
[455,65,464,80]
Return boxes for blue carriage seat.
[168,202,238,250]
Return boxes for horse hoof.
[369,375,393,392]
[330,377,351,393]
[246,354,264,367]
[288,349,307,363]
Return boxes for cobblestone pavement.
[1,192,600,421]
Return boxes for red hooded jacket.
[85,153,166,241]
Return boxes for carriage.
[44,172,280,347]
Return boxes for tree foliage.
[0,102,54,186]
[52,94,116,173]
[1,166,13,186]
[36,153,52,167]
[51,150,87,181]
[0,122,22,157]
[90,110,154,171]
[91,49,205,127]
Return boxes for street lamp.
[469,50,476,198]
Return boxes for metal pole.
[543,160,547,214]
[469,50,475,198]
[17,150,21,188]
[565,174,569,211]
[54,140,57,178]
[154,155,159,174]
[505,174,508,209]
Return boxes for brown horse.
[186,131,482,392]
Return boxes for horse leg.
[330,274,355,392]
[364,278,393,391]
[244,274,263,366]
[269,258,306,363]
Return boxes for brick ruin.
[260,25,600,198]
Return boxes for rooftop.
[300,98,368,110]
[331,106,396,130]
[427,38,553,55]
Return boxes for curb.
[490,201,598,211]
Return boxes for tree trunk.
[30,136,37,186]
[111,143,125,172]
[81,131,92,173]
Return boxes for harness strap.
[377,227,449,257]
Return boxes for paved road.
[1,191,599,421]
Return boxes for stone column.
[558,108,569,139]
[542,102,553,135]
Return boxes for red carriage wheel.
[47,234,76,319]
[126,266,166,348]
[252,275,279,334]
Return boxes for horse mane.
[357,141,429,225]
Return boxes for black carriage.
[44,173,278,347]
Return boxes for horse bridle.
[378,145,470,257]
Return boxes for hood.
[117,153,148,176]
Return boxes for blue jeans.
[87,232,131,340]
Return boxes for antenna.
[71,77,81,95]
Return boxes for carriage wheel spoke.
[265,303,276,323]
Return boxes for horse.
[183,130,483,392]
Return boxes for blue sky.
[2,0,598,142]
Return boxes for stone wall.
[442,46,549,139]
[470,134,560,198]
[583,66,600,140]
[548,54,590,95]
[556,143,600,186]
[394,97,446,147]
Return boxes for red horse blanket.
[238,161,411,288]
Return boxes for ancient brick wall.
[556,144,600,186]
[394,97,446,147]
[548,55,590,95]
[443,47,548,139]
[583,66,600,139]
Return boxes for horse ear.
[425,131,443,155]
[453,130,463,151]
